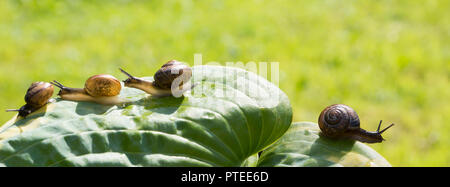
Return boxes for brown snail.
[50,74,126,105]
[318,104,394,143]
[119,60,193,97]
[6,82,54,118]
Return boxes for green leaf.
[257,122,391,167]
[0,65,292,167]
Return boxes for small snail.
[119,60,193,97]
[6,82,54,118]
[318,104,394,143]
[50,74,126,105]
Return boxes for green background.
[0,0,448,166]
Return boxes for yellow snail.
[50,74,126,105]
[318,104,394,143]
[6,82,54,118]
[119,60,193,97]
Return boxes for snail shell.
[84,74,121,97]
[25,82,54,107]
[318,104,360,138]
[153,60,192,89]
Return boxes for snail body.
[6,82,54,118]
[318,104,394,143]
[119,60,193,97]
[50,74,125,105]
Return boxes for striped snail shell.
[153,60,192,89]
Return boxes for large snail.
[50,74,126,105]
[6,82,54,118]
[318,104,394,143]
[119,60,193,97]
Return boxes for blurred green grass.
[0,0,448,166]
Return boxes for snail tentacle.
[378,122,395,134]
[5,109,20,112]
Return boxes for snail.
[119,60,193,97]
[6,82,54,118]
[50,74,126,105]
[318,104,394,143]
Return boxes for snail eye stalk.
[376,120,382,132]
[378,123,394,134]
[50,80,66,89]
[5,109,20,112]
[119,68,136,79]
